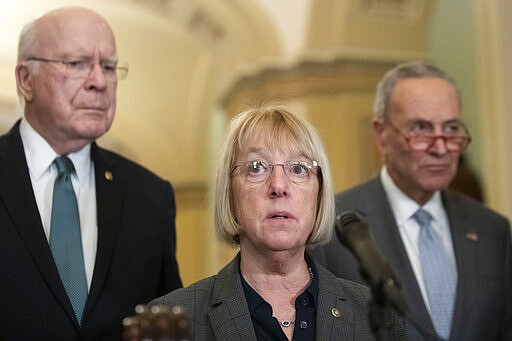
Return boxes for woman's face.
[231,136,320,255]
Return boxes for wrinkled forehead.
[34,8,117,58]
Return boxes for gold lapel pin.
[331,307,341,318]
[465,232,478,242]
[104,171,113,181]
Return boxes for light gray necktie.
[414,208,456,340]
[49,156,88,324]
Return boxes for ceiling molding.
[361,0,427,20]
[221,50,429,114]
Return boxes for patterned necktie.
[414,208,456,340]
[49,156,88,324]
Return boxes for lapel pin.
[331,307,341,318]
[465,231,478,242]
[104,171,113,181]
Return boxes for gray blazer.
[150,252,405,340]
[311,176,512,341]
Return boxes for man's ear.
[15,63,34,102]
[372,119,388,154]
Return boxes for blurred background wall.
[0,0,510,286]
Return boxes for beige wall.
[306,91,380,192]
[1,0,510,287]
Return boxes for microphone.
[335,211,407,314]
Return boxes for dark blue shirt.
[241,257,319,341]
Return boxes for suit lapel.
[316,264,361,339]
[84,144,125,318]
[441,191,476,340]
[0,122,78,326]
[356,177,437,338]
[208,254,257,341]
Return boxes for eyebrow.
[408,118,463,125]
[57,53,118,62]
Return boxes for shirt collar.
[240,254,319,314]
[380,166,443,225]
[20,118,91,182]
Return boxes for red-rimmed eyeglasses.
[387,120,471,152]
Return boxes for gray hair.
[16,16,41,109]
[17,17,39,62]
[374,60,462,122]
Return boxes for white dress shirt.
[380,166,458,314]
[19,118,97,289]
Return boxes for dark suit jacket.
[311,176,512,341]
[149,252,406,340]
[0,121,182,340]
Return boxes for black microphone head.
[335,210,408,314]
[337,211,363,227]
[335,211,369,248]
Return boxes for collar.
[380,166,443,225]
[241,253,319,315]
[20,118,92,182]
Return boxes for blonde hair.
[214,104,335,247]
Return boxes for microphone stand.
[364,264,407,341]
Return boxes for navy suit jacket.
[311,176,512,341]
[149,252,406,340]
[0,121,182,340]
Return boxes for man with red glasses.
[313,61,511,341]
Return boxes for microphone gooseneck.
[335,211,407,314]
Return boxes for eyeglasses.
[387,120,471,152]
[27,57,129,82]
[231,160,319,184]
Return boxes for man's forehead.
[34,13,116,57]
[36,8,114,39]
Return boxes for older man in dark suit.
[312,61,512,341]
[0,7,182,340]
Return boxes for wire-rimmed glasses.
[231,160,319,184]
[27,57,129,82]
